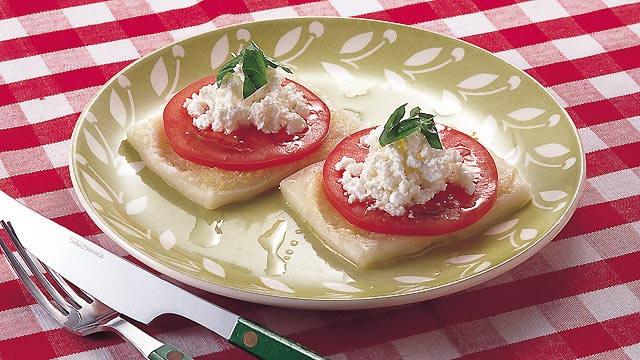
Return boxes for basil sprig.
[215,41,292,99]
[379,104,443,149]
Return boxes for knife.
[0,191,325,360]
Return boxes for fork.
[0,220,192,360]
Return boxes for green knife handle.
[148,343,193,360]
[229,317,326,359]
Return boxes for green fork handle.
[229,317,326,359]
[105,316,193,360]
[153,316,327,360]
[148,344,192,360]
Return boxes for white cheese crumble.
[334,126,477,217]
[183,64,310,135]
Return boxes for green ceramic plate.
[70,18,585,310]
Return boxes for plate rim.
[69,16,586,310]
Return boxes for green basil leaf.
[214,41,291,98]
[379,103,407,146]
[378,104,441,149]
[264,55,292,74]
[387,103,407,129]
[388,117,421,142]
[381,117,421,146]
[215,55,241,86]
[241,46,268,98]
[419,120,443,149]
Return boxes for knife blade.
[0,191,325,360]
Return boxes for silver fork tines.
[1,221,85,322]
[0,220,188,359]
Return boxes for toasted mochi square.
[279,154,532,268]
[126,106,359,209]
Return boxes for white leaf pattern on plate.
[508,107,546,121]
[203,258,226,278]
[535,143,570,157]
[308,21,324,37]
[83,129,109,165]
[321,62,353,81]
[162,45,185,100]
[159,229,177,251]
[526,143,576,169]
[340,32,373,54]
[80,169,122,203]
[117,161,145,176]
[484,219,519,236]
[85,111,98,124]
[260,277,295,293]
[498,228,539,250]
[81,170,112,202]
[402,47,464,80]
[540,190,568,202]
[434,89,462,115]
[150,57,169,96]
[277,22,324,68]
[485,218,538,249]
[117,75,131,88]
[473,261,492,273]
[235,29,251,46]
[210,34,230,70]
[125,196,147,215]
[446,255,490,278]
[323,282,362,293]
[519,229,538,241]
[533,190,569,212]
[446,254,485,264]
[404,47,442,66]
[275,26,302,57]
[109,89,127,127]
[548,114,561,127]
[394,276,436,284]
[340,29,396,68]
[457,73,500,90]
[172,44,185,58]
[502,145,523,165]
[502,108,560,130]
[384,69,407,90]
[457,74,520,101]
[475,115,499,142]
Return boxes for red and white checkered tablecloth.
[1,0,639,359]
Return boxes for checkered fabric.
[1,0,639,359]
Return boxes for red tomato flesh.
[322,126,498,236]
[163,75,330,171]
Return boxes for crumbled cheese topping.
[335,126,477,216]
[183,64,310,135]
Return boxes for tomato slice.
[163,75,330,171]
[322,126,498,236]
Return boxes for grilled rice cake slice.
[279,154,532,268]
[126,107,359,209]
